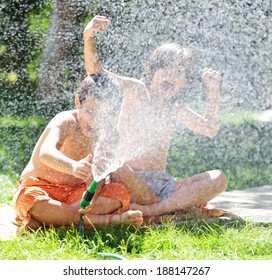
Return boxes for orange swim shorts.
[13,176,130,230]
[98,183,130,214]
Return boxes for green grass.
[0,174,16,206]
[0,116,44,127]
[1,221,271,260]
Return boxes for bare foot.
[111,210,143,227]
[15,217,42,234]
[83,210,143,227]
[130,202,151,216]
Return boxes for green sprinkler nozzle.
[80,180,98,209]
[79,180,98,235]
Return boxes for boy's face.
[151,62,186,100]
[76,95,101,138]
[76,95,118,138]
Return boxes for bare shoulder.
[46,110,78,131]
[103,68,149,101]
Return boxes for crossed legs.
[130,170,227,216]
[28,196,143,230]
[23,170,226,230]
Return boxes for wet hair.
[141,43,194,91]
[76,74,123,109]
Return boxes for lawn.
[0,112,271,260]
[1,221,272,260]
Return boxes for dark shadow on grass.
[141,214,247,237]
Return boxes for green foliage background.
[0,0,97,117]
[0,1,50,116]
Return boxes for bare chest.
[59,135,93,160]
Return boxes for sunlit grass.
[0,175,16,205]
[0,116,45,206]
[168,110,272,191]
[226,167,271,190]
[1,222,271,260]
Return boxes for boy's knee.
[210,170,228,192]
[217,170,228,191]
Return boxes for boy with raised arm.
[13,75,143,232]
[83,16,227,219]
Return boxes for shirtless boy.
[13,74,143,232]
[82,16,227,218]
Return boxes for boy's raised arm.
[83,15,149,102]
[84,15,111,75]
[175,68,221,137]
[202,68,221,130]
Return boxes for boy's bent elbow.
[38,149,51,165]
[207,122,220,137]
[208,128,219,138]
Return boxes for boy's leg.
[29,199,83,227]
[83,210,143,228]
[30,198,143,227]
[71,195,122,215]
[111,165,160,204]
[130,170,227,216]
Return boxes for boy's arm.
[176,68,221,137]
[84,15,111,75]
[202,68,221,130]
[84,15,149,101]
[39,113,92,181]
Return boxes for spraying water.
[85,73,127,182]
[94,0,271,111]
[91,128,124,182]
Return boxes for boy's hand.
[202,68,221,91]
[72,154,93,181]
[84,15,111,38]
